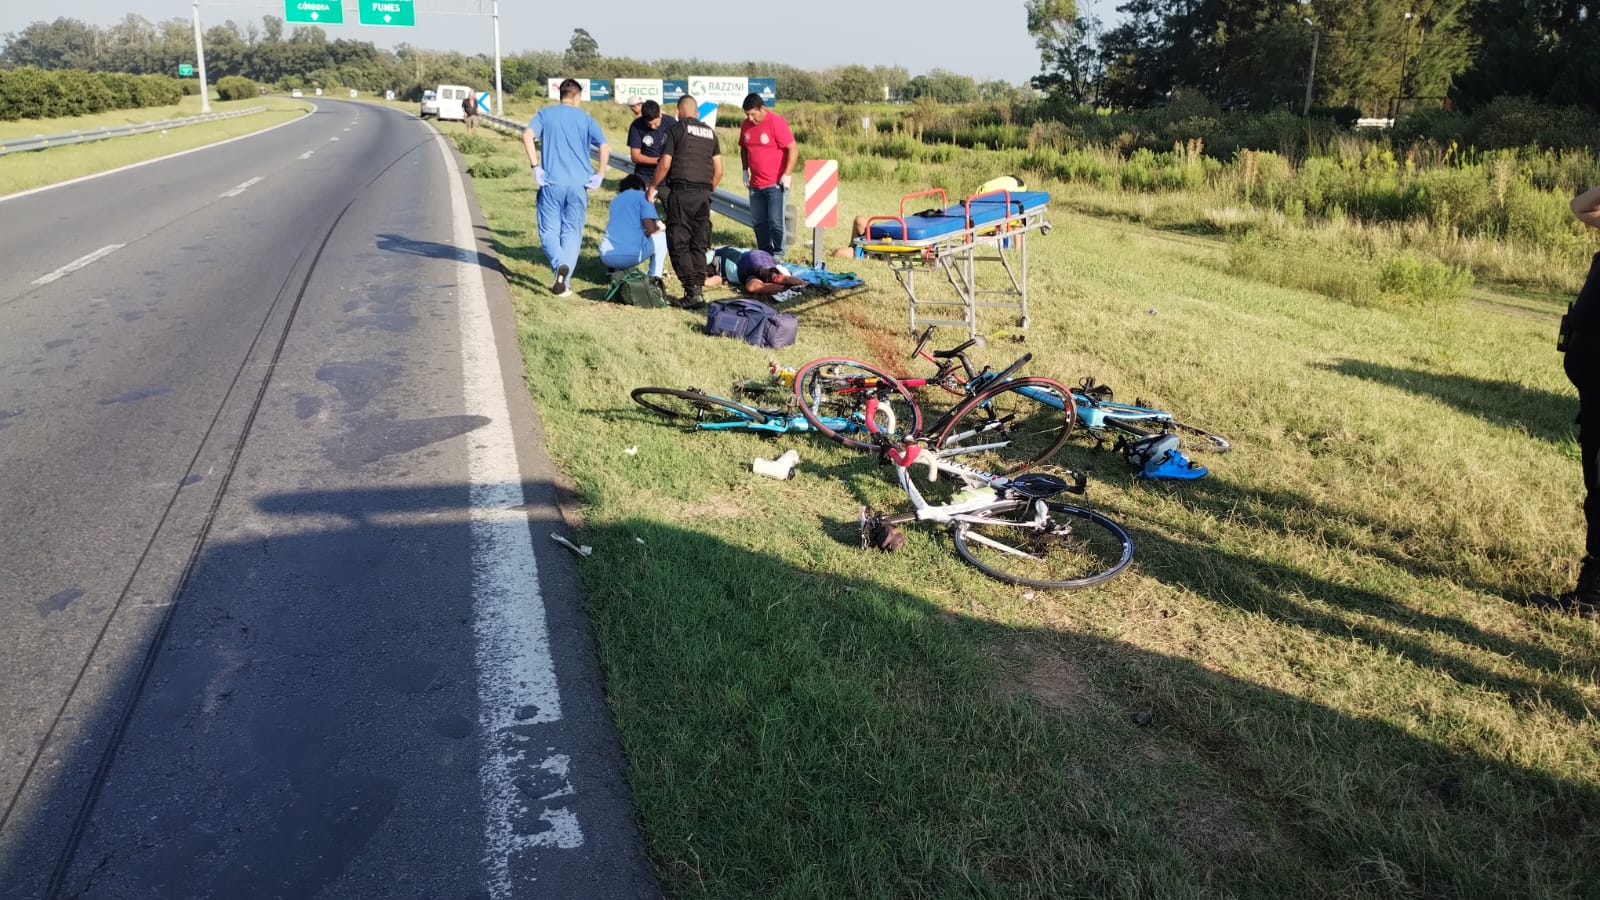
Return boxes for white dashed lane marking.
[32,244,126,286]
[298,150,315,160]
[219,177,263,198]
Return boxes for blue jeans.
[749,184,786,256]
[536,183,588,275]
[600,231,668,277]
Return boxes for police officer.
[1532,184,1600,619]
[648,95,723,309]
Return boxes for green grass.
[454,121,1600,898]
[0,98,310,196]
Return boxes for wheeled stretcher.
[855,189,1052,340]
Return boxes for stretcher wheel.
[1041,224,1052,236]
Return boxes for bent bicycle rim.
[937,377,1076,474]
[792,358,922,451]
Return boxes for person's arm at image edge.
[1574,186,1600,230]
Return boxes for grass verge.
[0,98,310,197]
[453,118,1600,898]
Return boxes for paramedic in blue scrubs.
[523,78,610,297]
[599,174,668,284]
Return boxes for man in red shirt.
[738,92,796,257]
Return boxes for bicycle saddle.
[1005,472,1084,500]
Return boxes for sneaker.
[675,292,706,311]
[552,264,572,297]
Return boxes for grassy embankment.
[0,96,311,196]
[448,111,1599,898]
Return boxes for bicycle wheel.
[631,387,768,428]
[792,358,923,451]
[936,377,1076,474]
[952,500,1133,589]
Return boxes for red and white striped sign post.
[803,158,839,265]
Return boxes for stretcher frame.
[855,188,1052,341]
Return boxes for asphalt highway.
[0,100,657,900]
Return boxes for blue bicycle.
[629,386,904,439]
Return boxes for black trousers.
[1565,333,1600,557]
[666,185,712,297]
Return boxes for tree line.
[1026,0,1599,115]
[0,16,1028,106]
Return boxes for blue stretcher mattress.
[866,191,1051,242]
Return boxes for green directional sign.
[359,1,415,26]
[285,0,344,24]
[178,63,194,77]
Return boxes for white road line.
[32,244,126,286]
[435,132,581,899]
[329,136,340,142]
[219,177,263,198]
[0,111,311,205]
[298,150,315,160]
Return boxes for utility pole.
[492,0,503,115]
[191,0,211,113]
[1301,18,1320,116]
[1395,10,1414,119]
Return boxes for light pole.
[1301,17,1319,116]
[491,0,503,115]
[190,0,211,113]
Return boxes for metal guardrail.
[0,105,271,155]
[479,110,789,231]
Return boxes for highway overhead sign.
[359,1,415,26]
[285,0,344,24]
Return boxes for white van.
[433,84,474,121]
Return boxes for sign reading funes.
[284,1,417,26]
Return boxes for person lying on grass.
[704,246,806,296]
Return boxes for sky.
[0,0,1125,85]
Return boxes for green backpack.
[604,269,667,308]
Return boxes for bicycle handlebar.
[987,352,1033,385]
[911,325,936,361]
[932,338,978,361]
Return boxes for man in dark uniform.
[647,95,723,309]
[1531,184,1600,619]
[628,99,675,208]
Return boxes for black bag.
[704,299,797,350]
[605,269,666,308]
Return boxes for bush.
[454,134,501,156]
[0,67,183,120]
[1378,252,1474,306]
[467,158,519,179]
[215,76,258,102]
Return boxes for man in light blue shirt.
[522,78,610,297]
[599,174,667,281]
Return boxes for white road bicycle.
[827,385,1135,590]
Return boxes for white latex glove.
[741,169,751,187]
[585,172,604,190]
[533,165,548,187]
[647,186,658,203]
[779,174,792,190]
